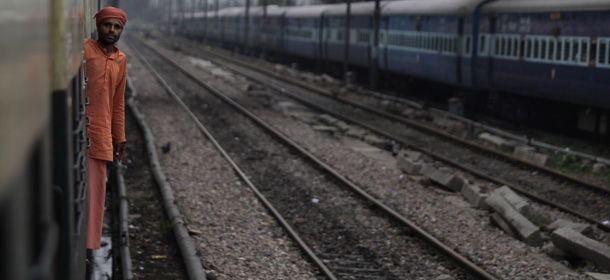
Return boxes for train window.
[599,40,608,64]
[563,40,570,61]
[512,38,519,57]
[500,38,506,56]
[449,37,458,53]
[446,37,450,52]
[358,31,370,44]
[505,38,511,57]
[541,40,547,60]
[548,39,555,60]
[466,36,471,55]
[337,30,344,41]
[556,40,563,60]
[494,37,500,56]
[480,35,486,54]
[424,35,429,49]
[526,38,532,58]
[572,39,579,62]
[533,39,540,58]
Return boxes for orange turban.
[94,7,127,27]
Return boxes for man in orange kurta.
[85,7,128,250]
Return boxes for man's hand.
[114,142,127,161]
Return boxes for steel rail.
[133,36,499,280]
[127,38,338,280]
[173,37,609,196]
[171,38,610,232]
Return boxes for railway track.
[166,37,610,232]
[127,36,499,280]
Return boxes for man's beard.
[100,33,120,46]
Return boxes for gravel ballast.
[122,41,320,280]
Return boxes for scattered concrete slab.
[428,168,464,192]
[421,164,437,177]
[513,146,549,166]
[461,183,489,209]
[397,156,424,175]
[486,194,542,247]
[318,114,340,126]
[546,219,593,237]
[312,125,339,133]
[405,150,423,161]
[586,272,610,280]
[552,227,610,271]
[478,132,507,147]
[274,101,303,115]
[335,120,351,132]
[364,135,385,145]
[345,128,367,139]
[290,112,318,125]
[490,213,517,239]
[491,186,530,216]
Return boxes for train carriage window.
[513,38,520,57]
[533,39,540,59]
[506,38,512,57]
[526,38,532,58]
[480,35,486,54]
[541,39,547,60]
[500,38,506,56]
[424,35,429,49]
[572,39,579,62]
[494,37,500,56]
[466,36,471,55]
[599,40,608,64]
[563,40,571,61]
[556,39,563,60]
[548,39,555,60]
[581,39,589,63]
[449,37,458,53]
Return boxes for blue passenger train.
[176,0,610,135]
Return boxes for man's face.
[98,18,123,46]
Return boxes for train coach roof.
[217,7,244,17]
[325,2,375,16]
[247,6,286,17]
[244,7,264,16]
[483,0,610,13]
[382,0,484,16]
[285,4,330,18]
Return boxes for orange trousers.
[87,157,107,249]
